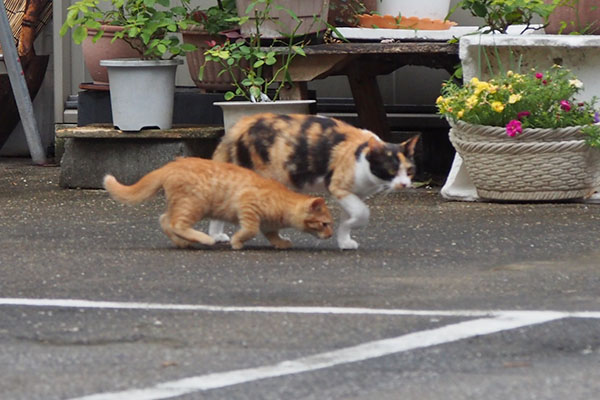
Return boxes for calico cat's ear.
[309,197,327,212]
[401,135,420,157]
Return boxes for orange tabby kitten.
[103,157,333,250]
[211,113,419,250]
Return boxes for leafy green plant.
[448,0,561,33]
[437,65,600,144]
[553,0,600,34]
[200,0,308,102]
[60,0,199,60]
[190,0,238,35]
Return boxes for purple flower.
[517,111,531,120]
[560,100,571,111]
[594,112,600,123]
[506,120,523,137]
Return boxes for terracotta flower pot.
[181,30,249,91]
[82,25,141,85]
[545,0,600,34]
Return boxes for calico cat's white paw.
[211,233,230,243]
[338,238,359,250]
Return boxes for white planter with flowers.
[438,58,600,201]
[441,34,600,202]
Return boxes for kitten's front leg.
[335,194,370,250]
[264,230,293,249]
[208,220,230,242]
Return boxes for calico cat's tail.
[103,169,165,205]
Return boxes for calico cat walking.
[211,113,419,250]
[104,157,333,250]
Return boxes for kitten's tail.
[103,169,164,205]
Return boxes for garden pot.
[215,100,316,133]
[181,29,249,91]
[376,0,451,20]
[545,0,600,34]
[82,25,141,85]
[236,0,330,38]
[100,58,183,131]
[448,120,600,201]
[328,0,377,27]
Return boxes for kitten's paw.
[230,240,244,250]
[273,239,292,249]
[338,238,359,250]
[211,233,230,243]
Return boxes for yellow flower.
[457,110,464,119]
[436,95,444,104]
[470,77,480,86]
[491,101,505,113]
[508,94,522,104]
[466,95,479,109]
[488,85,498,94]
[506,70,514,77]
[474,81,490,95]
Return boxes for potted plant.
[437,65,600,201]
[236,0,330,38]
[200,0,316,131]
[182,0,242,90]
[60,0,199,131]
[328,0,376,27]
[448,0,561,33]
[545,0,600,34]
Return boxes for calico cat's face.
[366,135,419,191]
[303,198,334,239]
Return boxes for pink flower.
[506,120,523,137]
[535,72,543,79]
[517,111,531,120]
[560,100,571,111]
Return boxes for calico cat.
[103,157,333,250]
[210,113,419,250]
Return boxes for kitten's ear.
[309,197,326,212]
[367,136,381,150]
[401,135,420,157]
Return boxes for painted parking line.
[68,312,564,400]
[3,298,600,400]
[2,297,600,319]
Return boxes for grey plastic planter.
[215,100,316,133]
[100,58,183,131]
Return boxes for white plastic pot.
[100,58,183,131]
[376,0,451,20]
[215,100,316,133]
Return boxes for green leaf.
[72,26,87,45]
[224,91,236,100]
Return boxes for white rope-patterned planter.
[448,121,600,201]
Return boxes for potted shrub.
[60,0,199,131]
[182,0,242,90]
[449,0,561,33]
[236,0,330,38]
[437,65,600,201]
[545,0,600,34]
[200,0,316,131]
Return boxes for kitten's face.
[303,198,334,239]
[366,135,419,191]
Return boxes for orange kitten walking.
[103,157,333,250]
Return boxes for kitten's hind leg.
[160,214,194,248]
[162,209,216,248]
[264,230,292,249]
[208,220,230,242]
[335,193,370,250]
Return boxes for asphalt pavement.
[1,157,600,400]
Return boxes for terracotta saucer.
[357,14,457,30]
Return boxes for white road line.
[2,297,600,319]
[69,312,564,400]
